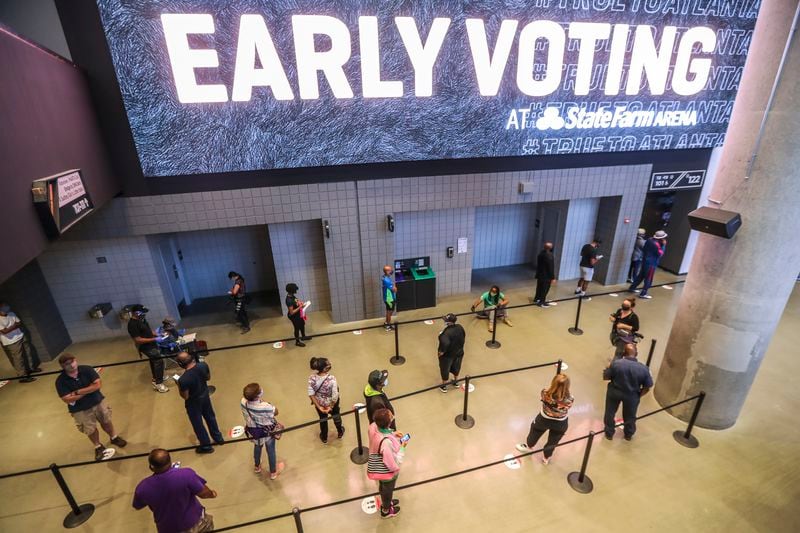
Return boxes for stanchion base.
[568,327,584,336]
[567,472,594,494]
[350,447,369,464]
[389,355,406,366]
[208,385,216,395]
[454,414,475,429]
[485,340,501,349]
[63,504,95,528]
[672,430,700,449]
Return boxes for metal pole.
[645,339,657,368]
[454,376,475,429]
[349,404,369,464]
[556,359,563,375]
[390,322,406,365]
[568,296,584,335]
[50,463,95,528]
[673,391,706,448]
[292,507,304,533]
[567,432,595,493]
[485,309,501,349]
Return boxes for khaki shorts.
[72,400,112,435]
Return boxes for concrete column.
[655,1,800,429]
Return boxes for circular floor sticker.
[662,285,674,290]
[352,330,362,335]
[556,362,569,371]
[101,448,116,460]
[273,342,284,349]
[0,380,10,389]
[424,320,434,325]
[361,496,379,514]
[230,426,245,438]
[503,454,521,469]
[609,293,618,297]
[459,383,476,392]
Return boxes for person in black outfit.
[437,313,466,393]
[602,347,653,441]
[127,305,169,393]
[575,238,602,297]
[609,298,640,358]
[534,242,556,307]
[176,351,224,453]
[285,283,311,347]
[364,369,396,430]
[228,271,250,334]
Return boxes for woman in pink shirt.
[367,408,403,519]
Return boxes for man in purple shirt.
[133,448,217,533]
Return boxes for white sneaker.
[153,382,169,393]
[640,294,653,299]
[574,288,582,294]
[579,291,587,297]
[541,457,550,465]
[515,443,530,453]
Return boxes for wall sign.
[95,0,760,176]
[31,169,94,237]
[649,170,706,191]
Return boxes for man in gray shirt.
[603,343,653,440]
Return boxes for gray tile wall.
[594,197,624,282]
[473,203,538,269]
[559,198,601,281]
[269,220,332,315]
[395,208,475,297]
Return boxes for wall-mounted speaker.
[688,207,742,239]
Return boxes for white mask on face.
[383,379,389,387]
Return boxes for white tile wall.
[473,203,538,269]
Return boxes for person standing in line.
[228,271,250,334]
[470,284,513,332]
[382,265,397,331]
[241,382,285,479]
[575,238,602,297]
[0,301,41,382]
[627,229,646,283]
[55,353,127,461]
[437,313,466,393]
[629,230,668,299]
[533,243,556,307]
[515,373,573,464]
[285,283,311,347]
[364,369,396,430]
[367,408,404,519]
[602,345,654,441]
[609,298,640,358]
[127,305,169,393]
[175,352,224,454]
[132,448,217,533]
[308,357,345,444]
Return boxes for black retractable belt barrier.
[349,404,369,464]
[566,432,596,494]
[485,309,501,349]
[454,376,475,429]
[556,359,563,375]
[568,295,585,336]
[50,463,95,528]
[292,507,304,533]
[390,323,406,366]
[645,339,657,368]
[673,391,706,448]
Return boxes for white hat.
[637,228,646,235]
[653,230,668,239]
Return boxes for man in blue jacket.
[628,230,667,299]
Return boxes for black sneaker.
[94,446,106,461]
[624,435,633,441]
[214,438,225,446]
[110,436,127,448]
[381,506,400,518]
[295,340,306,347]
[19,376,36,383]
[439,385,448,393]
[240,327,251,334]
[196,446,215,454]
[337,427,345,439]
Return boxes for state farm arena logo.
[532,105,698,131]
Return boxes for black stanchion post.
[568,296,584,336]
[485,309,501,349]
[350,403,369,464]
[645,339,657,368]
[567,432,596,494]
[292,507,304,533]
[390,323,406,365]
[49,463,95,528]
[454,376,475,429]
[556,359,563,375]
[673,391,706,448]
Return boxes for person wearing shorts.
[437,314,466,393]
[55,353,126,461]
[382,265,397,331]
[576,239,602,297]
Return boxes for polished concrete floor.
[0,271,798,532]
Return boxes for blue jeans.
[629,263,657,296]
[603,386,641,438]
[254,438,277,472]
[186,395,223,447]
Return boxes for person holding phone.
[367,408,405,519]
[609,298,640,358]
[286,283,311,347]
[308,357,345,444]
[576,238,602,297]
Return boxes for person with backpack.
[308,357,345,444]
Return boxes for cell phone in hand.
[400,433,411,443]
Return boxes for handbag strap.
[312,375,332,397]
[243,401,272,429]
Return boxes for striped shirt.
[240,398,276,442]
[539,389,574,420]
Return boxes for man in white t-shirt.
[0,302,41,382]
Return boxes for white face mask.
[383,379,389,387]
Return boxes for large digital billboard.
[95,0,760,177]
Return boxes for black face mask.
[622,305,631,311]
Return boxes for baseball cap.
[368,369,389,388]
[131,304,149,316]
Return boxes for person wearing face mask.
[364,369,396,430]
[437,314,466,393]
[55,353,126,461]
[308,357,345,444]
[0,301,41,382]
[382,265,397,331]
[241,382,284,479]
[175,352,224,454]
[471,285,512,332]
[133,448,217,533]
[533,243,557,307]
[127,305,169,393]
[609,298,640,358]
[628,230,667,299]
[228,271,250,334]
